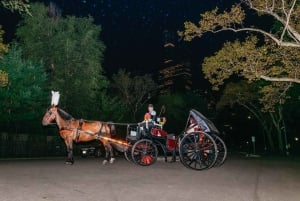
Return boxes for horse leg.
[101,141,115,165]
[102,141,110,165]
[107,143,115,164]
[65,137,74,165]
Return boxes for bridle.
[44,107,57,124]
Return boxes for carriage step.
[156,156,180,162]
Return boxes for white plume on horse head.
[51,91,60,106]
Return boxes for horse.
[42,106,115,165]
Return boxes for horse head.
[42,106,58,126]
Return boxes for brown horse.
[42,106,115,165]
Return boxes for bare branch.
[245,0,300,43]
[211,27,300,47]
[281,0,288,19]
[271,0,275,11]
[260,75,300,84]
[280,0,297,42]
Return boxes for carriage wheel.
[179,132,217,170]
[212,134,227,167]
[131,139,158,166]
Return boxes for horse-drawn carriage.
[122,109,227,170]
[42,91,227,170]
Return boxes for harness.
[59,119,106,142]
[75,119,84,143]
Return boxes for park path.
[0,155,299,201]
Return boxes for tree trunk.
[238,102,277,152]
[270,110,284,154]
[264,129,275,152]
[276,128,284,154]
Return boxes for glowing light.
[295,137,299,142]
[100,136,129,146]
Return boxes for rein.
[47,123,58,126]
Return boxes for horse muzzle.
[42,120,50,126]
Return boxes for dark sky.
[49,0,222,74]
[1,0,236,88]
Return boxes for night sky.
[1,0,236,88]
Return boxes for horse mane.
[57,108,75,121]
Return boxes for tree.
[96,92,128,122]
[0,26,9,87]
[202,36,295,110]
[112,69,157,121]
[179,0,300,84]
[0,26,8,60]
[1,0,30,14]
[0,0,31,87]
[16,3,107,118]
[179,1,300,154]
[0,44,47,128]
[217,81,282,152]
[156,91,211,133]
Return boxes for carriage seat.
[151,127,167,138]
[150,116,167,137]
[185,123,203,134]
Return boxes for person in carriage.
[144,104,157,122]
[185,109,220,135]
[185,116,203,134]
[140,104,157,136]
[140,104,167,137]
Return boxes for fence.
[0,132,66,158]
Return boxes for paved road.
[0,155,299,201]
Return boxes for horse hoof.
[109,158,115,164]
[65,161,74,165]
[102,160,108,165]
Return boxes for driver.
[141,104,157,136]
[144,104,156,122]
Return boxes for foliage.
[96,93,128,122]
[112,69,157,121]
[180,1,300,47]
[216,80,291,153]
[16,3,107,118]
[179,5,245,42]
[179,0,300,113]
[0,0,31,87]
[216,81,259,110]
[0,26,9,87]
[1,0,30,14]
[156,93,186,133]
[202,36,297,110]
[0,69,8,86]
[0,44,47,124]
[0,26,8,60]
[180,0,300,87]
[156,91,210,133]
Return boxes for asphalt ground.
[0,154,299,201]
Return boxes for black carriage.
[123,109,227,170]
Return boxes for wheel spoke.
[132,139,158,166]
[211,134,227,167]
[179,132,217,170]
